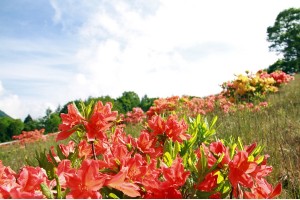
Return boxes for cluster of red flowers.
[0,99,283,198]
[12,129,46,145]
[259,70,294,86]
[123,107,146,124]
[146,96,181,118]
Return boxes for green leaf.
[40,183,54,199]
[230,143,237,159]
[210,116,218,129]
[34,149,56,180]
[174,141,181,157]
[237,137,244,151]
[163,152,173,167]
[56,144,67,161]
[255,155,265,164]
[109,193,120,199]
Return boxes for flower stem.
[91,141,97,160]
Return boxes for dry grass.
[208,74,300,198]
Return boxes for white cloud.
[68,0,292,100]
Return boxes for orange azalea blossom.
[13,129,46,145]
[56,103,85,141]
[195,171,218,192]
[0,161,18,199]
[147,115,166,136]
[59,140,76,157]
[10,166,48,199]
[136,131,155,153]
[142,157,189,199]
[161,157,190,188]
[125,107,146,124]
[243,179,282,199]
[146,96,180,118]
[65,159,107,199]
[105,167,141,197]
[228,151,258,198]
[77,140,93,159]
[126,154,148,184]
[165,115,190,143]
[209,141,231,166]
[52,160,76,189]
[85,101,118,141]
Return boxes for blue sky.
[0,0,300,120]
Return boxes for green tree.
[116,91,140,114]
[267,7,300,73]
[7,119,24,138]
[0,117,12,142]
[24,114,33,124]
[40,108,61,133]
[140,95,156,112]
[0,117,24,142]
[44,113,61,133]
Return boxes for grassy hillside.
[0,74,299,198]
[207,74,300,198]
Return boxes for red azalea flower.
[136,130,156,155]
[10,166,48,199]
[105,167,141,197]
[161,157,190,188]
[65,159,107,199]
[165,115,190,143]
[144,186,183,199]
[56,103,85,141]
[85,101,118,141]
[59,140,76,157]
[196,171,218,192]
[78,140,93,159]
[147,115,166,136]
[49,159,76,189]
[0,161,18,199]
[243,179,282,199]
[126,154,147,183]
[228,151,257,197]
[209,141,231,165]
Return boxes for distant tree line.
[0,91,157,143]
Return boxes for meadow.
[0,73,299,198]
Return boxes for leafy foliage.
[267,7,300,73]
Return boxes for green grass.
[0,75,299,198]
[207,74,300,198]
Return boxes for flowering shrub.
[12,129,46,145]
[0,100,282,199]
[221,70,294,104]
[259,70,294,87]
[124,107,146,124]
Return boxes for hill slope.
[0,110,11,118]
[211,74,300,198]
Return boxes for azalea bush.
[221,70,294,104]
[0,100,282,199]
[12,129,46,145]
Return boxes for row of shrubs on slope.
[1,69,294,143]
[10,69,294,146]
